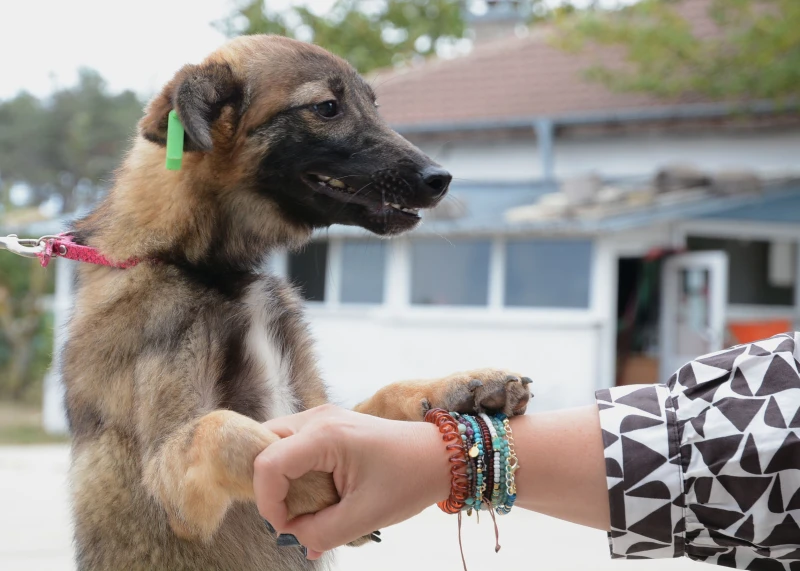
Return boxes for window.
[287,241,327,301]
[410,239,491,306]
[504,239,592,308]
[340,240,386,304]
[687,237,794,306]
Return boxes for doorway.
[614,250,729,386]
[615,256,662,386]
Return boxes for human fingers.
[253,431,338,530]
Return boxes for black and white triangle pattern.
[598,333,800,569]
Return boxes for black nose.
[421,165,452,198]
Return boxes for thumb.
[282,499,365,554]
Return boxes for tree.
[0,69,141,402]
[0,255,53,402]
[219,0,470,73]
[555,0,800,100]
[0,69,143,213]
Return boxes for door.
[660,251,728,382]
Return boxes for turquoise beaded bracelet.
[448,411,519,516]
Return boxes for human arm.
[255,333,800,568]
[253,403,609,558]
[511,405,609,530]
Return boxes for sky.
[0,0,630,101]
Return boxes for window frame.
[272,234,601,324]
[408,236,494,308]
[338,238,388,306]
[502,237,594,310]
[678,220,800,316]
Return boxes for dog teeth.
[314,174,356,193]
[384,203,419,215]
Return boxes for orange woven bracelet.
[424,408,470,514]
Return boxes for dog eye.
[313,100,339,119]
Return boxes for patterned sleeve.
[596,332,800,569]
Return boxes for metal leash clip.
[0,234,52,259]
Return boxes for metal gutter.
[534,118,554,183]
[391,99,797,135]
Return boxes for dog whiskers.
[434,232,455,247]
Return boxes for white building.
[277,1,800,412]
[24,0,800,431]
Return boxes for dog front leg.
[142,409,338,542]
[354,368,532,421]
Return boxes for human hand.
[253,405,451,559]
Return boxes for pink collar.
[0,233,140,269]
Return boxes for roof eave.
[391,99,798,135]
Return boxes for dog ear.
[140,62,244,152]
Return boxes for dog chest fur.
[243,282,299,419]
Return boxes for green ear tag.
[166,110,184,170]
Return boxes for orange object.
[617,355,660,386]
[424,408,469,515]
[729,320,793,344]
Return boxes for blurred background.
[0,0,798,568]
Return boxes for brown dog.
[63,35,531,570]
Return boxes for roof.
[702,191,800,224]
[325,178,800,238]
[324,181,548,238]
[371,0,720,128]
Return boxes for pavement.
[0,445,704,571]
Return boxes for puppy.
[64,35,530,570]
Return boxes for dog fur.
[63,35,531,570]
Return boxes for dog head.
[140,35,450,239]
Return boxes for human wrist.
[410,421,452,506]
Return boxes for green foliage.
[0,255,54,402]
[219,0,468,73]
[555,0,800,100]
[0,69,143,213]
[0,69,138,402]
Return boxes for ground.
[0,444,705,571]
[0,403,69,445]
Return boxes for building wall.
[42,232,610,434]
[556,131,800,179]
[290,233,615,413]
[412,131,800,182]
[415,138,542,181]
[308,309,603,413]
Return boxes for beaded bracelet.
[499,416,510,506]
[427,408,524,571]
[480,413,501,508]
[466,415,485,510]
[498,415,519,515]
[452,413,485,512]
[426,408,520,517]
[475,415,494,510]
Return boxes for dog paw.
[424,369,532,417]
[347,530,381,547]
[285,470,340,521]
[281,473,377,550]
